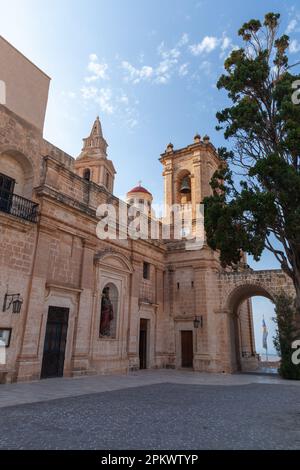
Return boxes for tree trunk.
[294,269,300,329]
[284,243,300,314]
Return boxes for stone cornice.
[0,211,37,233]
[45,283,83,294]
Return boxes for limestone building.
[2,37,290,384]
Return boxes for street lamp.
[193,315,203,329]
[3,293,23,314]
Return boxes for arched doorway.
[227,284,278,373]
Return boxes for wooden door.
[139,319,148,369]
[181,330,193,368]
[41,307,69,379]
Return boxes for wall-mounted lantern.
[193,315,203,329]
[2,293,23,314]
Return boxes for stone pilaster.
[16,227,53,381]
[71,239,96,375]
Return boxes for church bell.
[180,176,191,194]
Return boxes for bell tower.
[159,134,220,228]
[74,116,116,193]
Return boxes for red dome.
[127,185,152,195]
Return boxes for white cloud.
[178,63,189,77]
[286,10,300,34]
[81,86,114,114]
[290,39,300,53]
[199,60,212,76]
[178,33,189,46]
[189,36,219,55]
[81,85,98,100]
[121,61,154,84]
[121,33,192,85]
[189,33,235,59]
[119,94,129,105]
[221,36,231,52]
[97,88,114,114]
[127,118,138,128]
[286,18,297,34]
[154,42,183,83]
[85,54,109,82]
[219,35,238,58]
[155,59,177,83]
[121,54,177,85]
[80,85,139,128]
[157,42,181,60]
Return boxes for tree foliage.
[273,293,300,380]
[204,12,300,311]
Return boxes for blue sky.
[1,0,299,354]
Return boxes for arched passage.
[226,283,276,372]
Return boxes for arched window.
[99,283,118,338]
[105,171,110,189]
[83,168,91,181]
[0,150,34,199]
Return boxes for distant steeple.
[74,116,116,193]
[80,116,108,159]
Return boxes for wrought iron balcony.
[0,192,39,223]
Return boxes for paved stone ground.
[1,369,298,409]
[0,371,300,450]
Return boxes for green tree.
[273,294,300,379]
[204,13,300,317]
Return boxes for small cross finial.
[138,180,142,186]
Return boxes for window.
[0,328,12,348]
[106,172,110,189]
[83,168,91,181]
[143,262,150,280]
[0,173,15,213]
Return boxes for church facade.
[0,37,257,384]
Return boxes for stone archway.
[227,283,275,372]
[219,269,295,372]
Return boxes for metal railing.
[0,192,39,223]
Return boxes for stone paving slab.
[0,382,300,450]
[0,369,299,409]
